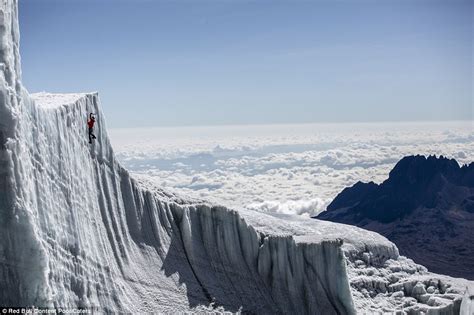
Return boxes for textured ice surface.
[0,0,472,314]
[461,285,474,315]
[28,92,95,108]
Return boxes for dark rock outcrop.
[317,155,474,279]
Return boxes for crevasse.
[0,1,472,314]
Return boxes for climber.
[88,113,97,144]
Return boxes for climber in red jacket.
[88,113,97,144]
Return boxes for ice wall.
[461,286,474,315]
[0,0,20,89]
[1,87,359,314]
[0,0,20,184]
[0,0,22,303]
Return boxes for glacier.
[0,0,473,314]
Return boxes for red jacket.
[88,119,95,129]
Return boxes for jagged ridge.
[323,155,474,223]
[317,155,474,280]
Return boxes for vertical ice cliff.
[0,0,21,171]
[461,286,474,315]
[0,1,472,314]
[0,0,24,304]
[1,87,358,314]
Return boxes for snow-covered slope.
[0,1,473,314]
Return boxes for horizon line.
[108,119,474,130]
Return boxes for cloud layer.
[110,121,474,217]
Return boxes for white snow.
[31,92,95,109]
[461,285,474,315]
[0,0,472,314]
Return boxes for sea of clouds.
[109,121,473,217]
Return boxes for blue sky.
[20,0,472,128]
